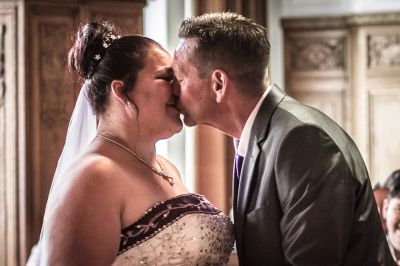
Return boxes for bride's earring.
[125,100,137,119]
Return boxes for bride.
[27,21,234,265]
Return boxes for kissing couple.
[27,12,394,266]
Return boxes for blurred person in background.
[383,169,400,265]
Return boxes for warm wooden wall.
[282,12,400,184]
[0,2,20,265]
[0,0,146,264]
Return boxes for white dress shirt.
[234,85,272,157]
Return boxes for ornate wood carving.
[368,34,400,69]
[283,12,400,185]
[289,37,346,71]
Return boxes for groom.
[172,12,395,265]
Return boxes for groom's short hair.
[178,12,270,93]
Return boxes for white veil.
[26,81,97,265]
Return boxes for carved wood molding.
[368,34,400,69]
[289,36,346,71]
[282,17,347,31]
[0,5,20,264]
[346,13,400,27]
[0,24,4,107]
[282,12,400,31]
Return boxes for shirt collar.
[234,85,271,157]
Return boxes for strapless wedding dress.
[112,193,234,265]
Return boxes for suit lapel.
[234,84,286,250]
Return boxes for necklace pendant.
[167,177,175,186]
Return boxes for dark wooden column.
[193,0,268,215]
[192,2,267,266]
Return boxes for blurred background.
[1,0,400,265]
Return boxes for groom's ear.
[110,80,126,105]
[211,69,229,103]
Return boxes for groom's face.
[172,39,213,127]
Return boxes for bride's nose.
[171,78,180,96]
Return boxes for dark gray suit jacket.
[233,85,395,266]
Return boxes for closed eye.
[155,67,175,84]
[165,77,175,84]
[157,75,174,83]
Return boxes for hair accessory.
[93,32,120,61]
[88,31,120,78]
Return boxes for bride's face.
[127,46,183,139]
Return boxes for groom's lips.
[169,98,183,113]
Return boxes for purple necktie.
[235,153,244,180]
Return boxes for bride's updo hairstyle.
[68,21,164,113]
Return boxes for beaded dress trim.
[118,193,221,255]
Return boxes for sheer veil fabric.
[26,82,97,265]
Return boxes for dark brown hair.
[178,12,270,95]
[385,170,400,199]
[68,21,164,113]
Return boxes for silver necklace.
[97,134,175,186]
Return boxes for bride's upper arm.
[43,155,122,265]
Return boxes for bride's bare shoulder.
[52,152,122,203]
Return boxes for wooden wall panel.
[27,9,78,251]
[81,2,144,35]
[285,29,349,128]
[369,89,400,181]
[366,27,400,182]
[283,13,400,185]
[0,4,19,266]
[197,0,266,25]
[25,0,146,258]
[196,126,230,212]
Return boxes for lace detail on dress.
[113,194,234,265]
